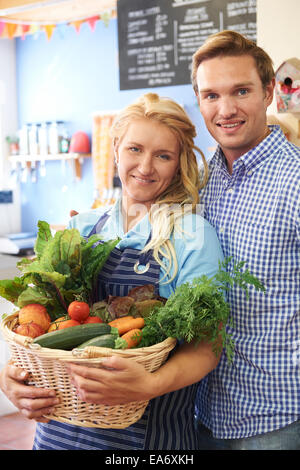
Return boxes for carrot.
[108,316,144,335]
[121,328,143,349]
[108,315,134,327]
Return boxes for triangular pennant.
[71,20,83,33]
[21,24,30,40]
[0,21,5,36]
[44,24,55,40]
[86,15,99,32]
[57,22,68,39]
[6,23,17,39]
[29,24,39,34]
[101,11,111,27]
[29,23,41,39]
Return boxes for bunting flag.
[87,16,99,32]
[70,20,83,34]
[44,24,56,41]
[0,21,5,36]
[29,23,41,40]
[21,24,30,40]
[0,9,114,41]
[6,22,17,39]
[101,11,111,28]
[29,24,39,35]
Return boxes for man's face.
[196,55,274,161]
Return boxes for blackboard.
[117,0,256,90]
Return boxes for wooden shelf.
[9,153,90,163]
[9,153,91,179]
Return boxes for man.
[192,30,300,450]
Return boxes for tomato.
[83,316,103,324]
[68,301,90,322]
[48,316,68,332]
[58,319,80,329]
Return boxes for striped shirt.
[196,125,300,438]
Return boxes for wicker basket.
[0,312,176,429]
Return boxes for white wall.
[0,38,21,235]
[0,299,18,416]
[0,39,20,413]
[0,254,22,415]
[257,0,300,145]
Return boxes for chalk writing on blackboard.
[117,0,256,90]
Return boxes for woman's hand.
[0,363,60,422]
[66,356,158,405]
[66,340,220,406]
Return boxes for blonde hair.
[191,30,275,94]
[111,93,208,284]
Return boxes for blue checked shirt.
[196,125,300,439]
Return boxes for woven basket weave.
[0,312,176,429]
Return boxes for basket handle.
[72,346,113,359]
[12,334,34,348]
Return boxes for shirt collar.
[107,195,151,241]
[210,125,286,175]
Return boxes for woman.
[0,93,224,450]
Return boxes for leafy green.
[80,234,118,294]
[114,337,128,349]
[90,300,111,323]
[34,220,53,259]
[0,220,119,320]
[139,258,265,362]
[0,277,25,304]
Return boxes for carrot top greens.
[138,258,265,361]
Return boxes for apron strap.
[86,212,111,238]
[87,211,153,267]
[138,246,152,265]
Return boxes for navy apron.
[33,213,198,450]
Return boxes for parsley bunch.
[139,258,265,361]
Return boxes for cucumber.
[77,334,117,349]
[33,322,111,350]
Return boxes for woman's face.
[115,117,180,210]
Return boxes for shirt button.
[227,188,234,194]
[219,227,225,234]
[247,170,253,176]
